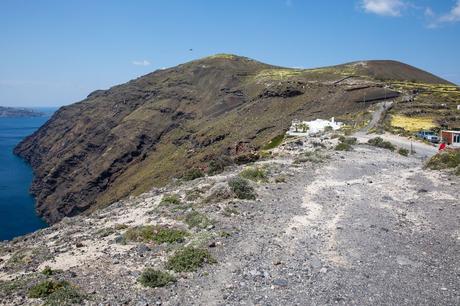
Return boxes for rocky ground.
[1,134,459,305]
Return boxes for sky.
[1,0,459,107]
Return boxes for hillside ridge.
[14,54,456,223]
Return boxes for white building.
[287,117,342,136]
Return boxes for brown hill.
[14,54,451,223]
[345,60,452,85]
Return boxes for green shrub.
[166,247,216,272]
[228,177,256,200]
[294,151,328,164]
[45,285,85,306]
[138,269,175,288]
[335,142,352,151]
[262,134,285,150]
[185,211,213,229]
[208,156,233,175]
[124,225,155,242]
[425,149,460,170]
[398,148,409,156]
[368,137,396,151]
[182,169,205,181]
[239,167,268,183]
[160,194,181,205]
[28,280,68,299]
[338,136,357,145]
[124,225,187,243]
[152,228,188,244]
[41,266,54,276]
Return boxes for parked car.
[416,130,440,143]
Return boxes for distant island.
[0,106,45,118]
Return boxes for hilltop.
[14,54,459,223]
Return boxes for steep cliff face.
[14,55,450,223]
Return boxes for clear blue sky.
[1,0,459,107]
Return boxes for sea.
[0,108,57,241]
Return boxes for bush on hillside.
[425,149,460,172]
[166,247,216,272]
[28,280,68,299]
[207,156,233,175]
[182,169,205,181]
[293,151,328,164]
[338,136,357,145]
[138,269,175,288]
[368,137,396,151]
[398,148,409,156]
[239,167,268,183]
[124,225,188,243]
[184,211,213,229]
[262,134,285,150]
[335,142,353,151]
[228,177,256,200]
[160,194,181,205]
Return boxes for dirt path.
[169,146,459,305]
[362,101,392,132]
[1,141,457,305]
[355,101,438,159]
[355,132,438,158]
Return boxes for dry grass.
[391,115,436,132]
[254,69,303,81]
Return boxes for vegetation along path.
[1,138,458,305]
[170,145,459,305]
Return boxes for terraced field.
[384,81,460,134]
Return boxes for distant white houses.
[287,117,343,136]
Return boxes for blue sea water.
[0,108,56,241]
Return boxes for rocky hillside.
[14,54,453,223]
[2,133,459,305]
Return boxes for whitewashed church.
[287,117,342,136]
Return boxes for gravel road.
[168,145,459,305]
[355,132,438,159]
[355,101,439,159]
[1,142,458,305]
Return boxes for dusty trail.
[1,140,458,305]
[169,146,459,305]
[355,101,438,159]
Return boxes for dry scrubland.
[2,131,459,305]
